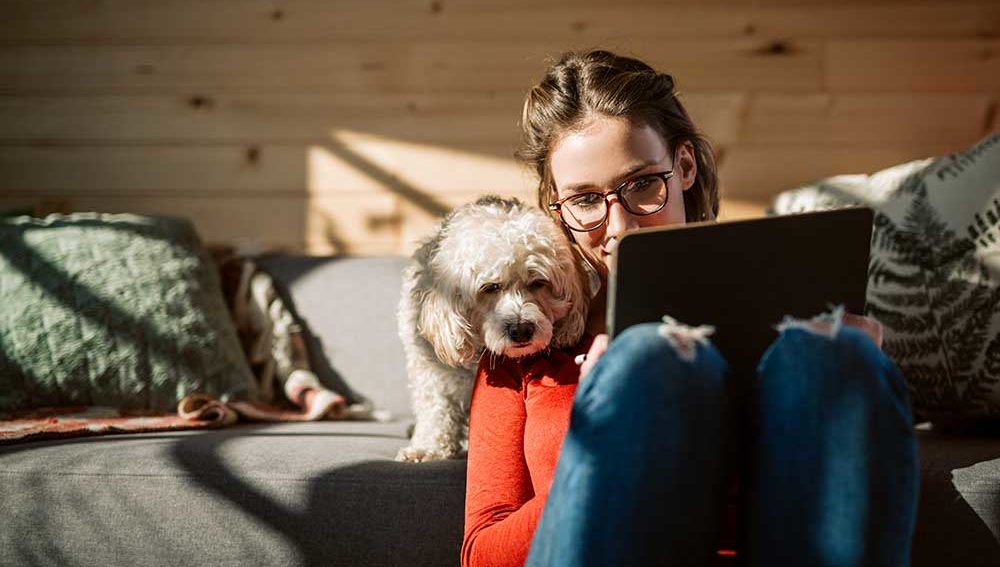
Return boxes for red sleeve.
[461,363,544,567]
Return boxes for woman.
[461,50,919,567]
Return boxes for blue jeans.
[525,319,919,567]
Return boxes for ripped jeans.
[525,308,919,567]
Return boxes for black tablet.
[607,206,874,376]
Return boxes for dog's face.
[418,198,588,366]
[471,250,569,360]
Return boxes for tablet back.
[608,207,873,376]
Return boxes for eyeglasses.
[548,171,673,232]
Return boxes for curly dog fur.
[396,196,589,462]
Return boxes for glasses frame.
[548,170,674,232]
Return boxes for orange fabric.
[461,335,741,567]
[461,338,592,567]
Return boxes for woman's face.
[549,116,697,281]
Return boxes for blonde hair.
[517,49,719,223]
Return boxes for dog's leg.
[396,262,474,462]
[396,345,474,462]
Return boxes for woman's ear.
[417,286,477,368]
[676,140,698,192]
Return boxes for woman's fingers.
[580,333,609,380]
[842,312,884,350]
[574,314,884,383]
[804,312,884,350]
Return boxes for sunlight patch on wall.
[305,129,535,255]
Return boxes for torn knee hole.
[657,315,716,362]
[773,304,846,339]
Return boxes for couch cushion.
[255,255,413,419]
[0,419,466,567]
[912,427,1000,566]
[1,424,998,566]
[770,133,1000,419]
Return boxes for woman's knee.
[757,320,911,415]
[567,321,730,454]
[581,320,729,413]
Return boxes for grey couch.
[2,255,998,566]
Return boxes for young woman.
[461,50,919,567]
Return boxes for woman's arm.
[461,365,546,567]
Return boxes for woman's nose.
[605,195,638,236]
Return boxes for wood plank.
[0,140,532,196]
[307,132,532,200]
[827,39,1000,92]
[718,143,962,202]
[0,39,824,93]
[677,92,748,147]
[0,92,524,145]
[305,194,401,255]
[752,3,1000,39]
[742,93,993,145]
[396,189,536,255]
[0,1,751,43]
[0,91,746,147]
[0,194,311,251]
[6,138,980,233]
[2,1,996,43]
[0,145,309,193]
[717,199,767,221]
[0,193,402,255]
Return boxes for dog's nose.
[507,322,536,344]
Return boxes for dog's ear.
[417,285,477,368]
[550,244,589,348]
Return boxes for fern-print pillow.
[771,133,1000,419]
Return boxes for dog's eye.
[480,283,501,294]
[528,280,548,290]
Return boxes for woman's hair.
[517,49,719,224]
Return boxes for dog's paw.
[395,445,464,463]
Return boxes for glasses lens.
[621,174,668,215]
[562,193,607,231]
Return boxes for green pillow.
[0,213,257,413]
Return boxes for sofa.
[1,254,998,566]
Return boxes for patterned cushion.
[0,213,256,413]
[770,133,1000,418]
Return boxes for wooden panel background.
[1,0,998,254]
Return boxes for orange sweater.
[461,336,741,567]
[461,337,593,567]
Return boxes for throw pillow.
[770,133,1000,419]
[0,213,257,413]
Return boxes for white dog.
[396,196,589,463]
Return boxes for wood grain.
[1,1,996,43]
[1,1,998,256]
[0,39,823,93]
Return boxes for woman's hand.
[580,313,883,381]
[843,312,884,350]
[807,312,884,350]
[579,334,609,380]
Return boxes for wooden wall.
[1,0,998,255]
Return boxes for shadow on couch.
[170,424,466,566]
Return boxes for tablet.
[607,206,873,376]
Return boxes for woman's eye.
[481,283,501,294]
[569,193,603,210]
[625,176,655,194]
